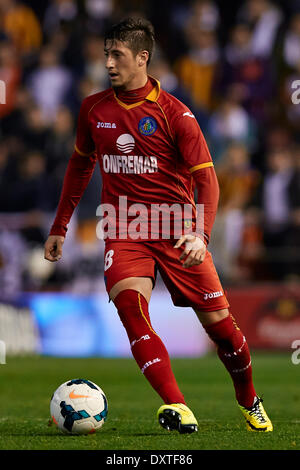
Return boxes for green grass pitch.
[0,352,299,450]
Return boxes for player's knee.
[114,289,147,311]
[202,312,245,353]
[114,289,151,334]
[195,308,230,327]
[109,277,152,303]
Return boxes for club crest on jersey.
[138,116,157,136]
[184,219,192,228]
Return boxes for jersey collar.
[145,76,160,102]
[113,76,161,110]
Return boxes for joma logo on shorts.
[204,291,223,300]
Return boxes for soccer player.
[44,17,273,433]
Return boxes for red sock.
[204,314,256,408]
[114,289,186,405]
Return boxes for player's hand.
[44,235,65,262]
[174,234,206,268]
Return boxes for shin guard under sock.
[204,314,256,407]
[114,289,185,405]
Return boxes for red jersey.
[50,76,219,242]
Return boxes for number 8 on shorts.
[104,249,114,271]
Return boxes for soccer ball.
[50,378,108,434]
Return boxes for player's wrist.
[49,224,67,238]
[193,232,209,246]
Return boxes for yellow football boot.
[157,403,198,434]
[238,396,273,432]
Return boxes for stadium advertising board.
[0,292,209,357]
[228,284,300,349]
[1,285,299,356]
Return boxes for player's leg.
[152,240,256,407]
[195,307,273,431]
[111,278,187,408]
[104,243,187,415]
[113,280,198,434]
[195,307,256,407]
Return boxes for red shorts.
[104,240,229,312]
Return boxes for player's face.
[104,40,148,90]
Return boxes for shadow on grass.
[0,419,229,439]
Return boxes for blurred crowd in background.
[0,0,299,298]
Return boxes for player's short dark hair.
[104,17,155,65]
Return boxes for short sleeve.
[75,98,96,157]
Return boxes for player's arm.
[172,110,219,267]
[44,99,97,262]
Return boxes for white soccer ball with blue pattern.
[50,378,108,434]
